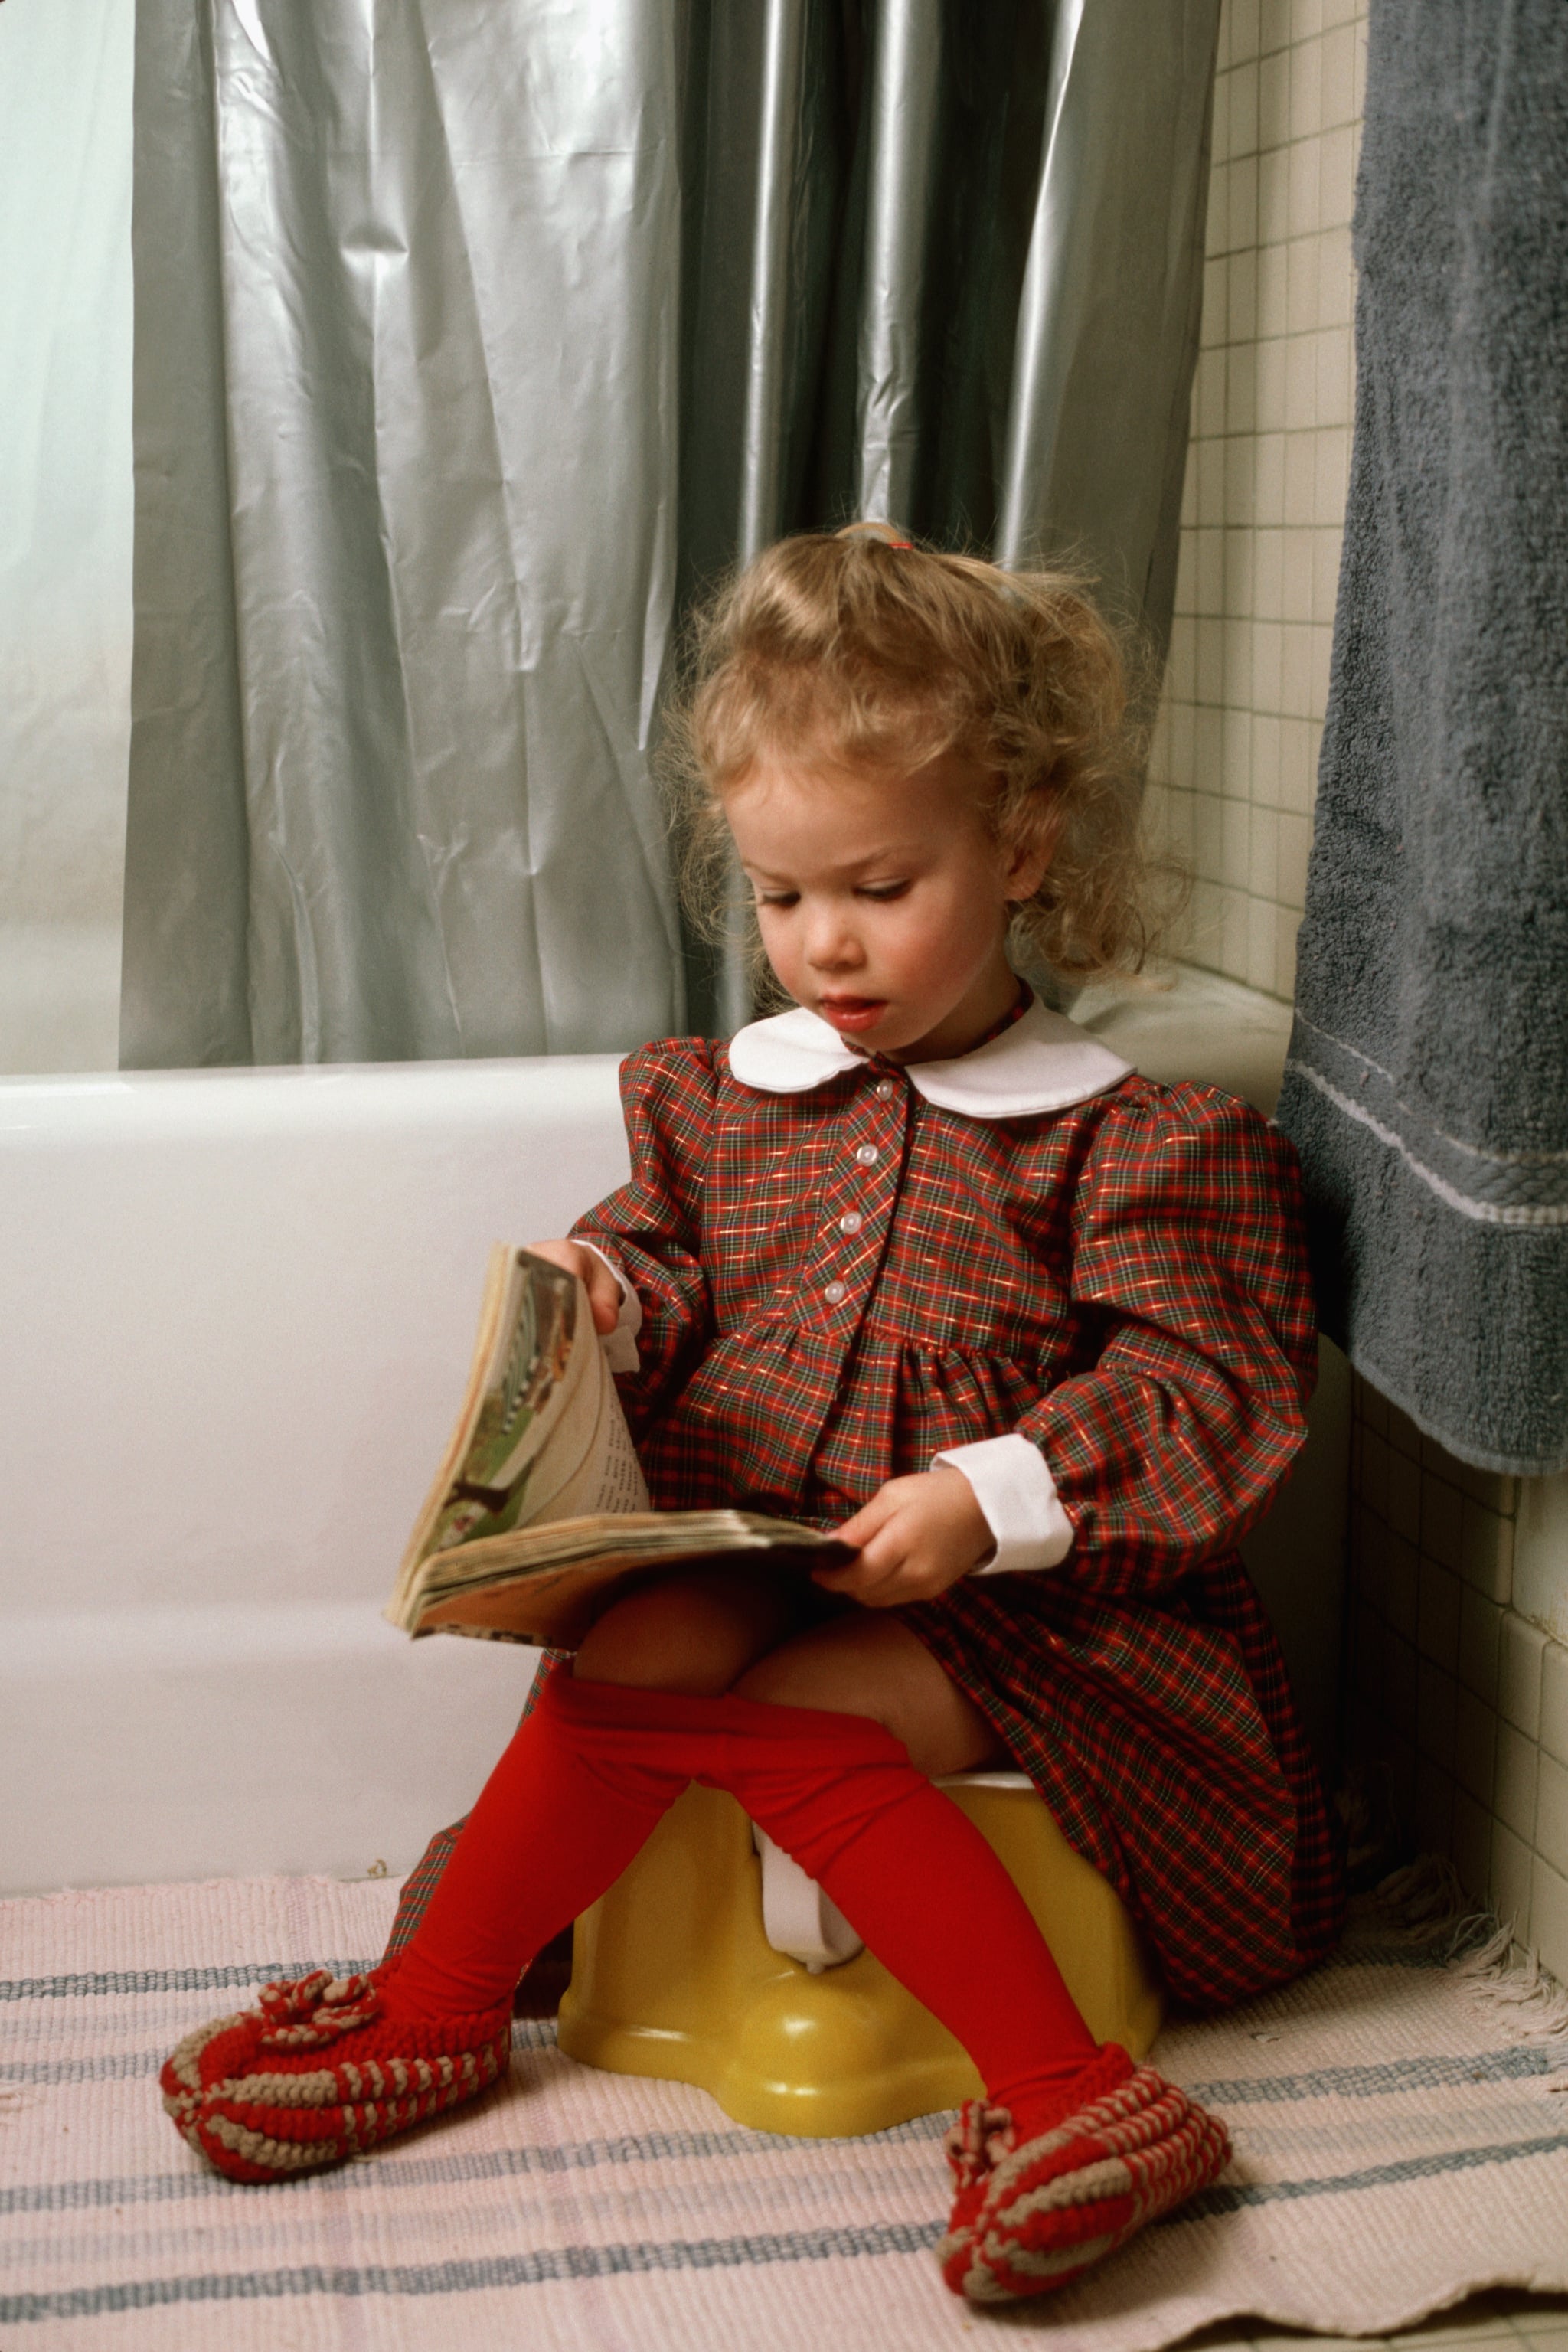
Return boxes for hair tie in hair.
[836,518,914,550]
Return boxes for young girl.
[162,525,1343,2305]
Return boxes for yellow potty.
[557,1773,1163,2137]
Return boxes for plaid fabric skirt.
[385,1551,1342,2015]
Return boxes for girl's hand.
[526,1240,624,1336]
[812,1468,992,1607]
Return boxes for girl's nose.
[805,908,864,971]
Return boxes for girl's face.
[724,746,1050,1064]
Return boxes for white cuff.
[575,1240,642,1374]
[933,1433,1073,1574]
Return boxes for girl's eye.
[754,890,799,910]
[858,882,910,903]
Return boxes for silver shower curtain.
[122,0,1218,1067]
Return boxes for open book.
[384,1246,852,1650]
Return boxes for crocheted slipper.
[937,2050,1230,2303]
[160,1964,513,2184]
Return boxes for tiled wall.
[1346,1385,1568,1986]
[1151,0,1568,1990]
[1145,0,1367,1005]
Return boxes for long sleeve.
[569,1042,720,1440]
[1014,1085,1317,1599]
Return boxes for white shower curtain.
[0,0,134,1074]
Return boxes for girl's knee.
[734,1615,1004,1777]
[572,1565,800,1696]
[733,1624,892,1723]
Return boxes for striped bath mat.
[2,1867,1564,2350]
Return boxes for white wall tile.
[1317,228,1354,326]
[1543,1641,1568,1767]
[1249,805,1279,899]
[1156,0,1367,1016]
[1224,527,1256,614]
[1260,0,1293,57]
[1212,66,1233,164]
[1451,1787,1491,1903]
[1314,427,1350,522]
[1320,122,1357,227]
[1494,1720,1540,1845]
[1283,435,1318,526]
[1418,1557,1462,1672]
[1385,1530,1419,1643]
[1531,1855,1568,1987]
[1246,894,1277,991]
[1259,232,1290,331]
[1226,347,1259,436]
[1287,234,1321,329]
[1253,430,1286,524]
[1230,154,1260,250]
[1453,1684,1496,1805]
[1458,1583,1502,1701]
[1459,1498,1514,1604]
[1280,622,1314,715]
[1276,810,1311,907]
[1499,1612,1547,1740]
[1312,526,1343,622]
[1281,527,1315,619]
[1231,0,1262,64]
[1289,38,1325,142]
[1222,707,1254,795]
[1277,717,1316,812]
[1537,1750,1568,1880]
[1320,23,1357,125]
[1316,325,1353,423]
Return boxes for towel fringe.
[1348,1854,1568,2069]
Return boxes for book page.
[511,1335,650,1521]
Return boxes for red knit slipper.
[936,2056,1230,2303]
[159,1964,513,2184]
[938,2043,1137,2281]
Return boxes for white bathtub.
[0,969,1347,1896]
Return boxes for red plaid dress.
[568,1008,1344,2013]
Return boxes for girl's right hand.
[526,1240,625,1336]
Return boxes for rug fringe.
[1351,1853,1568,2071]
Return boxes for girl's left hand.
[812,1468,992,1607]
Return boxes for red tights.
[384,1673,1099,2138]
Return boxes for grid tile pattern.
[1346,1378,1568,1988]
[1145,0,1369,1004]
[1139,0,1568,2011]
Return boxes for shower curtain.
[122,0,1219,1067]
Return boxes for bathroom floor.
[4,1869,1565,2350]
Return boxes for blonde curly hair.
[663,522,1175,989]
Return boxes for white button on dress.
[855,1144,880,1166]
[838,1210,863,1234]
[874,1079,896,1099]
[824,1280,848,1305]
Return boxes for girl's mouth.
[818,995,887,1034]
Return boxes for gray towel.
[1276,0,1568,1477]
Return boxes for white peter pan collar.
[727,994,1132,1119]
